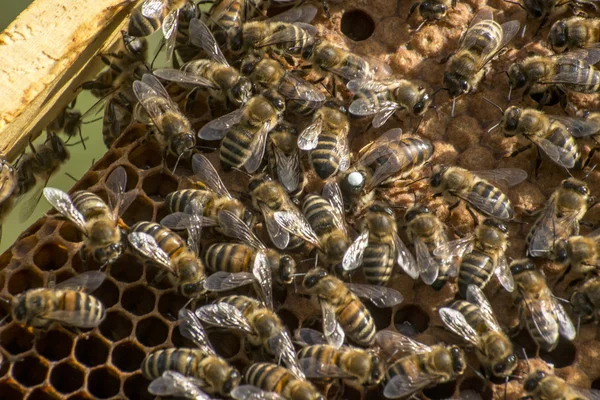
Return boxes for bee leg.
[407,3,419,20]
[506,143,533,160]
[149,270,167,288]
[80,246,89,272]
[321,0,331,19]
[447,200,460,212]
[465,204,479,227]
[583,147,600,169]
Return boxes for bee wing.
[299,357,352,379]
[528,201,578,257]
[148,371,209,400]
[195,302,254,334]
[191,154,232,198]
[253,252,274,310]
[532,135,578,169]
[244,123,270,173]
[321,301,345,349]
[494,255,514,292]
[337,133,351,172]
[372,103,400,129]
[153,68,219,90]
[438,307,481,347]
[375,330,432,357]
[267,4,318,23]
[456,190,512,221]
[274,147,301,193]
[178,308,216,355]
[133,79,176,128]
[268,330,305,379]
[297,115,323,150]
[141,0,167,18]
[274,210,321,248]
[203,271,255,292]
[322,181,347,235]
[163,9,179,64]
[41,308,106,328]
[551,115,600,138]
[465,285,503,332]
[472,168,528,187]
[262,205,291,250]
[160,211,217,231]
[525,298,560,346]
[346,283,403,308]
[394,233,420,280]
[572,388,600,400]
[189,18,229,66]
[21,181,52,223]
[128,232,176,274]
[326,55,371,81]
[346,79,390,93]
[54,271,106,293]
[414,237,440,285]
[434,235,475,260]
[198,109,244,140]
[279,73,326,103]
[348,97,379,117]
[43,188,87,231]
[294,328,328,346]
[342,230,369,272]
[384,373,444,400]
[231,385,287,400]
[549,298,576,340]
[217,210,265,249]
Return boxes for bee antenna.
[466,363,488,383]
[507,83,513,102]
[196,146,218,152]
[504,0,527,10]
[65,172,78,182]
[483,97,504,114]
[430,87,447,98]
[487,122,501,133]
[563,167,574,178]
[406,176,429,186]
[64,136,89,147]
[231,167,252,177]
[172,152,186,175]
[522,348,531,373]
[451,97,456,117]
[584,164,597,179]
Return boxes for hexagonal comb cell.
[393,304,430,334]
[12,235,38,258]
[157,291,188,321]
[111,341,146,372]
[75,335,110,367]
[340,9,375,41]
[36,329,74,362]
[92,277,120,308]
[87,366,121,399]
[99,310,133,342]
[135,316,169,347]
[1,324,35,355]
[124,373,152,400]
[58,222,81,243]
[106,163,139,191]
[12,355,48,387]
[121,285,156,316]
[141,170,178,200]
[128,142,163,170]
[121,194,154,227]
[27,388,57,400]
[423,380,457,399]
[7,266,44,295]
[33,242,69,271]
[109,253,144,283]
[208,331,241,359]
[50,361,85,395]
[0,382,24,400]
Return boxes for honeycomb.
[1,0,600,399]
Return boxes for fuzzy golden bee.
[549,17,600,53]
[522,369,600,399]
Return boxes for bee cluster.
[1,0,600,399]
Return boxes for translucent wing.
[322,181,347,235]
[348,97,379,117]
[473,168,528,187]
[197,109,243,140]
[346,78,390,93]
[325,54,371,81]
[530,135,577,169]
[161,211,217,231]
[337,133,351,172]
[253,252,273,310]
[163,9,179,64]
[195,303,254,334]
[128,232,175,273]
[267,4,318,23]
[153,68,219,90]
[528,200,578,257]
[217,210,265,249]
[342,230,369,272]
[525,298,560,345]
[148,371,210,400]
[414,237,440,285]
[231,385,287,400]
[133,77,180,129]
[279,73,326,103]
[178,308,216,355]
[43,188,86,230]
[244,123,270,173]
[356,128,403,165]
[297,115,322,150]
[394,233,419,279]
[384,372,443,399]
[41,309,106,328]
[274,210,321,248]
[346,283,403,308]
[465,285,502,332]
[54,271,106,292]
[494,255,514,292]
[572,387,600,400]
[551,115,600,138]
[203,271,255,292]
[457,190,512,221]
[434,235,475,260]
[268,330,305,379]
[256,24,316,50]
[105,166,136,218]
[261,204,291,250]
[274,147,300,193]
[550,298,576,340]
[189,18,229,66]
[375,330,431,358]
[299,357,351,379]
[191,154,232,198]
[438,307,481,347]
[322,301,344,348]
[372,104,400,128]
[294,328,328,346]
[141,0,166,18]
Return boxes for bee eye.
[413,102,425,115]
[494,363,506,374]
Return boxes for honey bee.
[128,204,206,297]
[102,94,135,149]
[507,49,600,106]
[196,294,304,378]
[133,73,195,170]
[549,17,600,53]
[442,218,513,298]
[204,210,296,287]
[345,203,414,286]
[404,203,454,289]
[443,9,520,116]
[164,153,252,230]
[526,177,590,259]
[267,121,306,196]
[198,89,286,173]
[142,308,241,396]
[375,330,466,399]
[154,18,253,108]
[295,329,384,386]
[439,284,517,378]
[148,371,211,399]
[511,259,576,351]
[298,100,351,180]
[522,369,600,399]
[430,165,527,222]
[11,271,106,329]
[203,0,244,48]
[408,0,456,31]
[337,129,433,213]
[0,157,17,205]
[570,275,600,323]
[47,102,85,149]
[275,182,369,271]
[170,1,198,66]
[487,102,600,171]
[236,363,325,400]
[302,267,403,348]
[248,172,306,250]
[43,166,135,268]
[555,232,600,278]
[347,77,432,128]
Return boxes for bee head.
[230,31,243,53]
[510,259,535,275]
[369,354,384,384]
[404,204,430,222]
[444,73,470,98]
[248,174,271,192]
[450,346,466,375]
[171,133,195,158]
[548,20,568,52]
[508,64,527,90]
[263,90,286,112]
[231,77,253,106]
[278,255,296,285]
[524,370,546,392]
[121,30,147,57]
[222,369,241,395]
[49,134,69,161]
[11,296,28,323]
[421,2,448,19]
[94,242,124,266]
[240,55,260,75]
[523,0,544,18]
[180,280,207,298]
[303,267,328,289]
[413,90,431,115]
[430,165,447,188]
[562,178,589,196]
[492,352,517,377]
[571,291,594,319]
[554,239,568,263]
[502,106,521,135]
[482,218,508,233]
